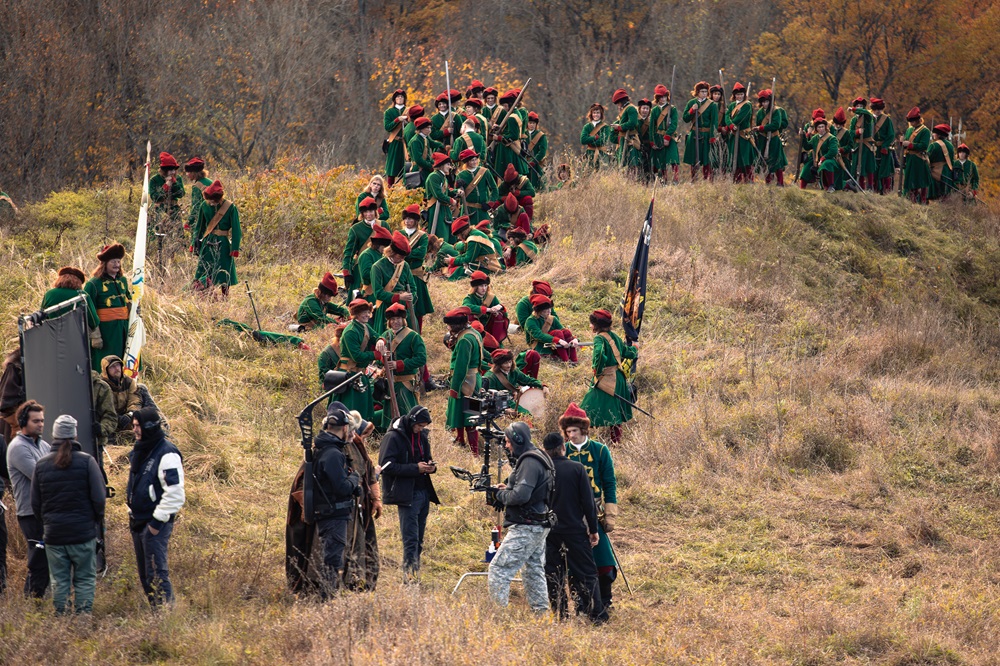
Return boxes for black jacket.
[496,442,554,527]
[30,443,106,546]
[378,416,439,506]
[312,430,360,519]
[548,454,598,535]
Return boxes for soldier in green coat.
[443,307,483,455]
[725,83,756,183]
[430,90,461,153]
[408,117,444,185]
[650,86,680,183]
[446,216,502,279]
[337,299,377,421]
[342,197,389,296]
[927,124,956,201]
[491,90,529,177]
[400,204,433,323]
[849,98,877,191]
[371,231,417,335]
[522,295,579,370]
[683,82,719,181]
[610,89,643,172]
[497,163,536,220]
[455,149,499,226]
[870,99,896,194]
[192,180,241,296]
[296,272,349,331]
[317,323,347,387]
[383,89,410,188]
[709,85,727,174]
[796,109,825,185]
[578,309,637,440]
[424,152,460,243]
[461,271,509,345]
[559,402,619,612]
[799,118,840,192]
[41,267,101,347]
[831,108,853,191]
[354,175,390,224]
[483,349,545,416]
[84,243,132,371]
[526,112,548,191]
[901,107,932,204]
[183,157,212,236]
[754,89,789,186]
[504,228,540,268]
[451,117,487,165]
[581,103,614,170]
[358,224,392,304]
[954,144,980,202]
[373,303,426,430]
[491,193,530,242]
[149,152,184,234]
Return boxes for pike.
[486,78,532,154]
[763,76,777,161]
[382,347,401,420]
[445,60,453,145]
[123,140,151,379]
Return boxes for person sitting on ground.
[100,355,141,433]
[483,349,547,415]
[504,228,540,268]
[296,272,349,331]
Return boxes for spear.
[763,76,777,161]
[445,61,453,148]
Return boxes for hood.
[315,429,348,450]
[100,354,127,388]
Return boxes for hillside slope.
[1,172,999,664]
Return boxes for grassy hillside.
[2,171,999,664]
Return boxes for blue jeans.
[46,539,97,614]
[315,516,348,596]
[397,488,430,574]
[131,521,174,607]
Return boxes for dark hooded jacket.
[312,429,360,519]
[31,442,106,545]
[378,411,439,506]
[495,433,554,527]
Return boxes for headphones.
[17,401,39,428]
[504,422,530,447]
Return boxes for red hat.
[464,98,483,109]
[320,272,339,295]
[390,231,411,256]
[530,294,553,310]
[414,116,432,129]
[870,98,885,110]
[447,88,462,103]
[483,87,498,97]
[97,243,126,262]
[499,90,517,104]
[757,89,772,100]
[459,148,479,162]
[709,84,723,95]
[474,220,491,233]
[531,280,553,296]
[589,103,606,116]
[811,108,826,120]
[694,81,711,93]
[638,98,652,108]
[451,215,471,234]
[349,298,372,315]
[408,105,424,119]
[204,179,224,199]
[833,107,847,125]
[385,303,408,318]
[443,306,472,325]
[158,152,178,168]
[906,106,921,121]
[731,82,746,94]
[852,97,868,107]
[58,266,87,283]
[469,270,490,286]
[812,117,828,128]
[432,152,451,169]
[392,88,407,100]
[589,309,613,327]
[933,123,951,135]
[482,332,500,352]
[504,163,518,183]
[463,115,481,130]
[468,79,485,92]
[470,320,485,333]
[654,84,669,98]
[612,88,629,104]
[435,92,448,104]
[403,203,422,219]
[559,402,591,433]
[957,143,970,154]
[491,348,514,364]
[528,111,539,121]
[504,193,518,212]
[184,156,205,172]
[507,227,527,240]
[359,196,378,211]
[371,224,393,244]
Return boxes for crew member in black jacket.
[311,405,361,596]
[379,405,438,581]
[541,432,606,624]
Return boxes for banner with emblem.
[619,196,652,382]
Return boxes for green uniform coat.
[375,326,426,430]
[383,105,409,179]
[402,228,433,319]
[450,131,487,164]
[566,438,617,569]
[683,98,719,167]
[511,240,539,266]
[526,129,548,190]
[726,100,756,170]
[41,287,100,331]
[580,331,637,427]
[357,247,383,303]
[849,109,877,177]
[650,104,680,168]
[149,173,184,222]
[354,191,389,224]
[408,133,444,182]
[523,311,566,356]
[954,158,980,195]
[337,319,377,420]
[342,220,389,291]
[873,113,896,184]
[613,103,643,168]
[462,289,504,334]
[445,327,483,429]
[833,127,854,190]
[370,257,417,334]
[296,294,349,329]
[424,170,459,244]
[187,176,213,237]
[903,124,933,192]
[193,198,241,288]
[492,110,528,177]
[449,229,501,279]
[754,105,789,172]
[84,273,132,370]
[927,138,955,200]
[455,165,499,226]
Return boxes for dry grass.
[2,171,1000,664]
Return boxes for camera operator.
[378,405,438,582]
[486,422,555,612]
[541,432,606,624]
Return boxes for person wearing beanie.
[373,303,426,430]
[340,408,381,591]
[461,271,509,343]
[336,299,377,422]
[445,215,503,280]
[354,175,390,224]
[40,266,101,337]
[541,431,606,624]
[358,224,394,304]
[7,400,51,597]
[900,107,932,204]
[490,192,531,242]
[559,402,619,614]
[454,149,499,227]
[927,124,956,201]
[84,242,133,369]
[30,414,106,614]
[503,227,539,268]
[650,86,680,183]
[953,144,980,201]
[100,355,142,431]
[521,294,579,369]
[378,404,438,581]
[383,89,409,188]
[296,272,350,332]
[525,112,547,190]
[149,152,185,232]
[191,179,241,297]
[126,406,185,607]
[579,309,638,442]
[371,231,416,334]
[490,90,529,177]
[483,349,545,413]
[754,89,790,186]
[683,82,719,182]
[443,307,483,454]
[183,157,212,233]
[869,99,896,194]
[424,152,461,244]
[497,161,537,220]
[341,196,390,295]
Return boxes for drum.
[403,169,424,190]
[517,387,546,419]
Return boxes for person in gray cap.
[30,415,105,614]
[487,421,556,612]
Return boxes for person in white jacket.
[126,407,184,607]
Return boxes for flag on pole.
[619,197,652,381]
[123,141,151,378]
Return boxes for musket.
[731,81,751,176]
[445,60,453,150]
[382,347,401,420]
[545,341,594,350]
[669,66,676,109]
[402,283,425,399]
[486,78,532,154]
[693,92,701,170]
[245,281,262,331]
[762,76,777,164]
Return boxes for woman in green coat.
[726,84,756,183]
[581,103,613,170]
[42,266,102,354]
[871,99,896,194]
[84,243,132,371]
[483,348,544,416]
[354,175,390,224]
[579,309,637,442]
[798,118,839,192]
[373,303,426,430]
[754,89,789,185]
[370,232,417,335]
[400,204,433,324]
[192,180,241,296]
[383,89,409,188]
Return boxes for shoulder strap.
[464,166,488,197]
[542,314,554,334]
[529,131,545,151]
[389,327,412,354]
[598,332,623,368]
[201,200,232,239]
[934,140,953,170]
[492,370,518,393]
[589,121,608,137]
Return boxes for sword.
[606,533,633,595]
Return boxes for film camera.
[464,388,512,421]
[450,388,515,509]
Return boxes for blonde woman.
[354,175,390,223]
